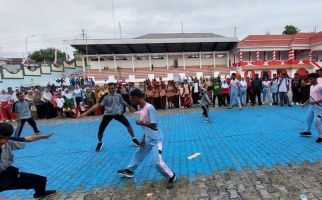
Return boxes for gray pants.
[127,131,174,178]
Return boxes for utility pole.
[118,22,122,38]
[234,27,237,38]
[0,47,3,59]
[112,0,117,37]
[79,29,89,73]
[181,21,184,33]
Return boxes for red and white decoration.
[239,51,243,62]
[256,50,259,61]
[272,50,276,60]
[309,50,312,62]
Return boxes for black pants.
[0,172,47,196]
[292,89,301,103]
[14,118,40,137]
[246,88,253,104]
[192,92,200,105]
[222,93,230,106]
[98,114,130,141]
[201,105,209,118]
[213,94,222,107]
[252,90,262,105]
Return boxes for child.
[55,92,65,119]
[300,73,322,143]
[117,89,176,189]
[12,92,42,137]
[200,86,213,122]
[183,94,192,108]
[0,122,56,198]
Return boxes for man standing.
[0,123,56,198]
[291,73,302,105]
[300,73,322,143]
[251,74,262,106]
[192,77,200,105]
[278,73,292,107]
[81,82,140,152]
[271,74,279,105]
[12,92,42,137]
[117,89,176,189]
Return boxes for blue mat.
[1,106,321,199]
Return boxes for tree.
[283,25,300,35]
[73,50,82,61]
[28,48,66,63]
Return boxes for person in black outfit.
[251,74,262,106]
[0,123,56,199]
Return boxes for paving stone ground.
[1,105,322,199]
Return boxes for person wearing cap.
[300,73,322,143]
[12,92,42,137]
[80,82,140,152]
[0,122,56,198]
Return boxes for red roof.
[238,32,322,48]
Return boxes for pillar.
[113,55,117,71]
[199,52,202,69]
[226,51,230,68]
[149,54,152,70]
[183,52,186,70]
[213,51,216,68]
[98,55,101,72]
[132,55,135,71]
[166,53,169,70]
[82,56,85,73]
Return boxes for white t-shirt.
[193,82,199,93]
[318,77,322,84]
[278,78,289,92]
[230,79,239,90]
[310,83,322,113]
[140,103,158,135]
[262,80,271,88]
[56,98,65,108]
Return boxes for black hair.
[130,88,145,98]
[207,86,213,91]
[16,92,23,97]
[0,123,14,137]
[231,73,236,76]
[307,73,319,79]
[107,82,116,86]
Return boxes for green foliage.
[283,25,300,35]
[28,48,66,62]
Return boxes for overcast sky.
[0,0,321,58]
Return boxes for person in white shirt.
[55,93,65,119]
[300,73,322,143]
[117,89,177,189]
[278,73,292,107]
[239,77,247,106]
[271,74,279,105]
[0,90,16,122]
[262,77,272,105]
[192,77,200,105]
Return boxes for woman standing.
[166,81,174,109]
[33,89,46,119]
[159,84,167,109]
[239,77,248,106]
[145,85,154,106]
[221,80,230,106]
[153,83,161,109]
[262,77,272,105]
[42,88,56,119]
[25,90,37,120]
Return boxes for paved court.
[1,106,322,199]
